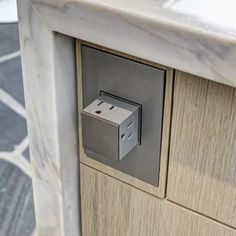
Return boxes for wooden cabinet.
[78,43,236,233]
[167,71,236,227]
[80,164,235,236]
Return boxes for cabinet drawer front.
[167,71,236,227]
[81,164,235,236]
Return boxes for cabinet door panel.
[167,71,236,227]
[81,164,235,236]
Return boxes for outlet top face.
[83,94,138,125]
[81,45,165,186]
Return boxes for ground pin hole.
[95,110,102,114]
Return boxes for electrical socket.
[82,93,141,161]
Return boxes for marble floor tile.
[0,58,24,106]
[0,160,35,236]
[0,102,27,152]
[0,22,35,236]
[0,23,19,56]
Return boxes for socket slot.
[128,133,133,139]
[128,121,133,128]
[121,133,125,140]
[97,101,103,106]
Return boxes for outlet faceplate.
[81,45,165,186]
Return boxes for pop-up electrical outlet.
[82,93,141,161]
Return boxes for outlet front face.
[81,45,165,186]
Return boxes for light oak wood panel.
[167,71,236,228]
[80,164,236,236]
[76,40,174,198]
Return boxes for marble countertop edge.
[31,0,236,87]
[72,0,236,43]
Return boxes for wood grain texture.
[167,71,236,228]
[80,164,236,236]
[77,40,174,198]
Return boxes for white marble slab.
[18,1,80,235]
[29,0,236,87]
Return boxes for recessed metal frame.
[81,46,165,186]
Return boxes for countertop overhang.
[25,0,236,87]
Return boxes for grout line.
[0,136,31,177]
[0,153,32,178]
[0,88,26,118]
[0,50,20,64]
[12,136,29,156]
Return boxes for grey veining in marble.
[78,0,236,39]
[18,1,80,235]
[28,0,236,87]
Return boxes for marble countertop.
[30,0,236,86]
[84,0,236,40]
